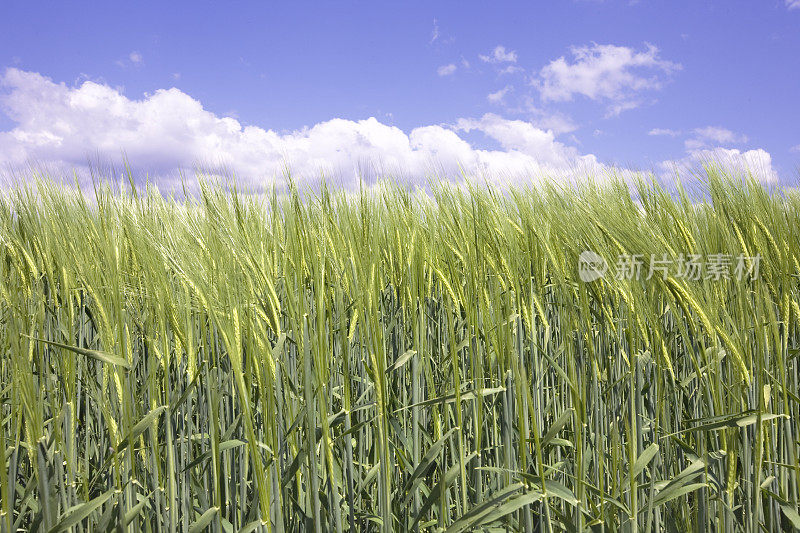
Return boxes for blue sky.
[1,0,798,189]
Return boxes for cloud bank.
[0,69,610,189]
[660,147,778,184]
[0,68,778,191]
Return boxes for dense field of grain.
[1,171,799,532]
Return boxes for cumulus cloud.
[650,125,776,184]
[648,128,681,137]
[453,113,601,172]
[129,51,143,65]
[479,46,518,64]
[533,43,680,114]
[0,69,618,190]
[787,0,800,10]
[437,64,457,76]
[791,144,800,153]
[661,147,778,183]
[0,69,779,191]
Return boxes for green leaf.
[670,411,789,436]
[543,479,578,506]
[652,483,708,507]
[401,427,459,507]
[124,492,152,525]
[183,440,247,472]
[189,507,219,533]
[116,406,167,454]
[780,503,800,530]
[386,349,416,373]
[626,443,659,485]
[237,520,262,533]
[410,452,478,530]
[445,484,541,533]
[542,409,574,447]
[26,335,130,369]
[733,413,789,427]
[47,488,115,533]
[469,491,544,530]
[394,387,505,412]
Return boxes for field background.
[1,171,799,532]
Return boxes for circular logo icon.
[578,250,607,282]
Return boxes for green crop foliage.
[1,167,799,531]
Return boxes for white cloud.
[499,65,524,75]
[437,64,457,76]
[0,69,617,190]
[693,126,747,144]
[661,147,777,183]
[534,43,680,114]
[648,128,681,137]
[479,46,517,64]
[791,144,800,153]
[116,51,143,69]
[685,126,747,150]
[787,0,800,10]
[654,125,775,184]
[430,18,440,43]
[505,96,579,136]
[487,85,513,104]
[0,69,779,191]
[534,114,578,136]
[527,109,578,135]
[453,113,601,172]
[429,19,454,45]
[605,99,642,118]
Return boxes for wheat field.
[1,169,799,532]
